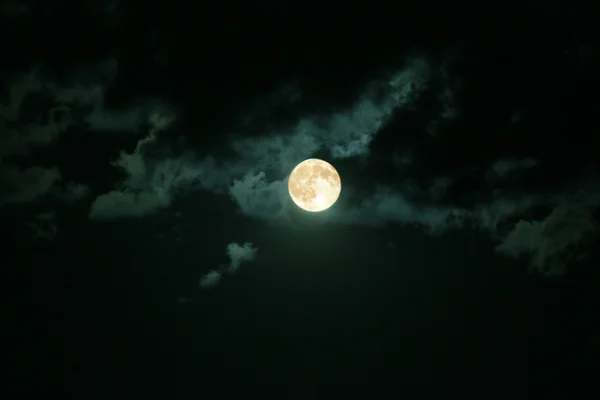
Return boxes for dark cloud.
[54,182,90,203]
[486,158,538,179]
[0,61,157,236]
[496,204,599,276]
[0,165,61,206]
[26,211,57,240]
[88,116,215,220]
[88,189,170,220]
[54,81,170,134]
[199,270,222,289]
[0,0,31,17]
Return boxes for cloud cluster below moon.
[199,242,258,289]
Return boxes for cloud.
[345,187,600,275]
[0,0,31,17]
[0,163,90,208]
[344,188,468,232]
[218,67,597,276]
[1,62,121,146]
[228,57,430,170]
[55,182,91,203]
[0,63,126,209]
[88,128,172,220]
[225,174,539,237]
[0,165,62,206]
[332,186,599,276]
[26,212,57,240]
[55,83,172,133]
[85,54,541,243]
[486,158,537,179]
[226,242,259,271]
[88,189,171,220]
[0,70,70,157]
[425,51,463,136]
[1,60,169,141]
[496,205,598,276]
[199,270,222,289]
[0,164,90,208]
[324,59,430,159]
[229,172,289,219]
[199,242,258,289]
[87,152,227,220]
[88,115,218,220]
[229,128,321,175]
[89,58,432,220]
[86,102,144,132]
[76,51,597,276]
[0,105,71,157]
[0,68,42,122]
[223,58,432,212]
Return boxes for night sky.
[3,1,600,398]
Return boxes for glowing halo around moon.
[288,158,342,212]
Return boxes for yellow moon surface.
[288,158,342,212]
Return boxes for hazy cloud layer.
[8,53,596,275]
[82,53,600,275]
[199,242,258,289]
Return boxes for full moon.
[288,158,342,212]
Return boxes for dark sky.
[3,1,600,398]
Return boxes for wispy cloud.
[496,204,598,276]
[224,58,432,216]
[0,62,125,210]
[88,111,210,220]
[199,242,258,289]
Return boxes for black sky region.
[2,1,600,398]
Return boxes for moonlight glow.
[288,158,342,212]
